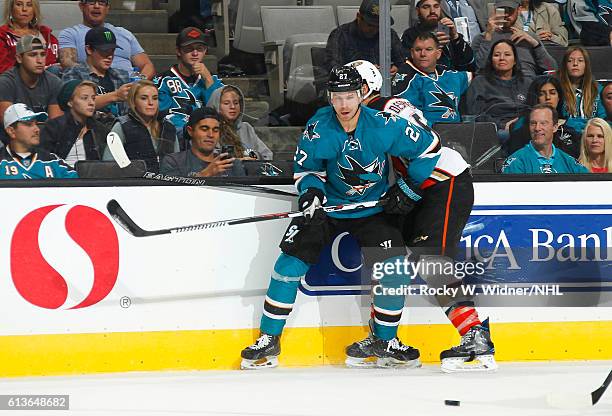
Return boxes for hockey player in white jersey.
[345,60,497,373]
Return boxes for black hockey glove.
[383,177,423,215]
[298,188,327,225]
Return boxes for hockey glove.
[299,188,327,225]
[384,177,423,215]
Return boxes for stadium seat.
[39,1,85,33]
[75,160,146,179]
[261,5,336,108]
[233,0,297,55]
[285,33,328,105]
[432,122,499,172]
[310,46,328,101]
[336,6,360,26]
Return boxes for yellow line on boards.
[1,321,610,377]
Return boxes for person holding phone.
[401,0,476,72]
[160,107,245,177]
[471,0,557,78]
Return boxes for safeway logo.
[10,205,119,309]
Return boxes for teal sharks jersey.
[294,105,440,219]
[0,147,78,179]
[154,66,224,132]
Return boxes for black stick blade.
[592,369,612,405]
[107,199,157,237]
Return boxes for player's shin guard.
[446,301,482,336]
[260,254,309,336]
[367,256,420,368]
[242,254,309,370]
[371,257,407,341]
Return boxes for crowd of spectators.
[0,0,610,180]
[323,0,611,174]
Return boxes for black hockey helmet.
[327,65,363,93]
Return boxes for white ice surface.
[0,361,610,416]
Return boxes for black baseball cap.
[359,0,394,26]
[185,107,221,140]
[176,27,207,48]
[85,26,122,51]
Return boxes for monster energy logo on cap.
[84,26,123,51]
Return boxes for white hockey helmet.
[345,60,382,100]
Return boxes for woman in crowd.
[464,39,532,132]
[207,84,273,160]
[557,46,606,133]
[40,80,108,165]
[103,80,179,172]
[505,76,581,157]
[0,0,59,73]
[579,118,612,173]
[515,0,568,47]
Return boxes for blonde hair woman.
[103,80,180,172]
[579,118,612,173]
[0,0,59,73]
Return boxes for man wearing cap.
[62,26,132,120]
[159,107,244,177]
[471,0,557,78]
[325,0,405,75]
[154,27,223,140]
[0,35,63,135]
[401,0,475,72]
[58,0,154,79]
[0,103,77,179]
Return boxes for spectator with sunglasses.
[58,0,155,79]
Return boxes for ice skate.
[345,334,378,368]
[440,320,497,373]
[240,333,280,370]
[372,337,421,368]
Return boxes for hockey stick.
[546,369,612,408]
[107,198,385,237]
[105,132,297,197]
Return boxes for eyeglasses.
[81,0,110,6]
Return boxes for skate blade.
[376,357,422,369]
[345,356,377,368]
[240,356,279,370]
[441,355,497,373]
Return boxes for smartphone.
[220,145,235,159]
[496,7,506,16]
[437,23,450,35]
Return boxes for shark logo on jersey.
[376,111,400,125]
[429,83,457,119]
[303,121,321,142]
[598,6,611,24]
[558,129,574,146]
[342,133,362,152]
[169,89,199,118]
[392,73,406,87]
[337,155,385,196]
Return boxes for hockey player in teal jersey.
[240,66,441,370]
[0,104,77,180]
